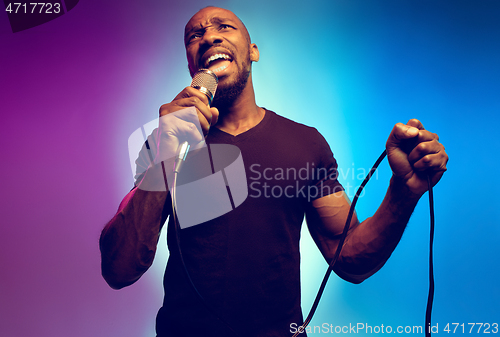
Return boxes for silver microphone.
[191,68,218,105]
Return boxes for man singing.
[100,6,448,337]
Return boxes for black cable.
[425,175,435,337]
[166,163,241,337]
[292,150,387,337]
[167,149,436,337]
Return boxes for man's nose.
[201,29,223,45]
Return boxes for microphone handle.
[174,69,218,173]
[174,141,190,174]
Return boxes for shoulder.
[265,109,324,140]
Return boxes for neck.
[214,74,264,136]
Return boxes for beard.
[212,61,251,111]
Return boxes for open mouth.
[203,53,233,76]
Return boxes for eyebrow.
[184,16,237,40]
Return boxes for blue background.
[1,0,498,336]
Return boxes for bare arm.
[307,180,419,283]
[99,164,171,289]
[306,119,448,283]
[99,86,219,289]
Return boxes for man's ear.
[250,43,259,62]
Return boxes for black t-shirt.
[156,109,343,337]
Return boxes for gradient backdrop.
[1,0,499,336]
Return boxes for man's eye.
[188,32,202,41]
[219,24,232,30]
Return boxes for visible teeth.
[212,65,228,73]
[205,53,231,67]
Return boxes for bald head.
[184,6,251,46]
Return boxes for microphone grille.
[191,69,218,105]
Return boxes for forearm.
[335,176,422,283]
[99,165,171,289]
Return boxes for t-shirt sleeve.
[310,129,344,200]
